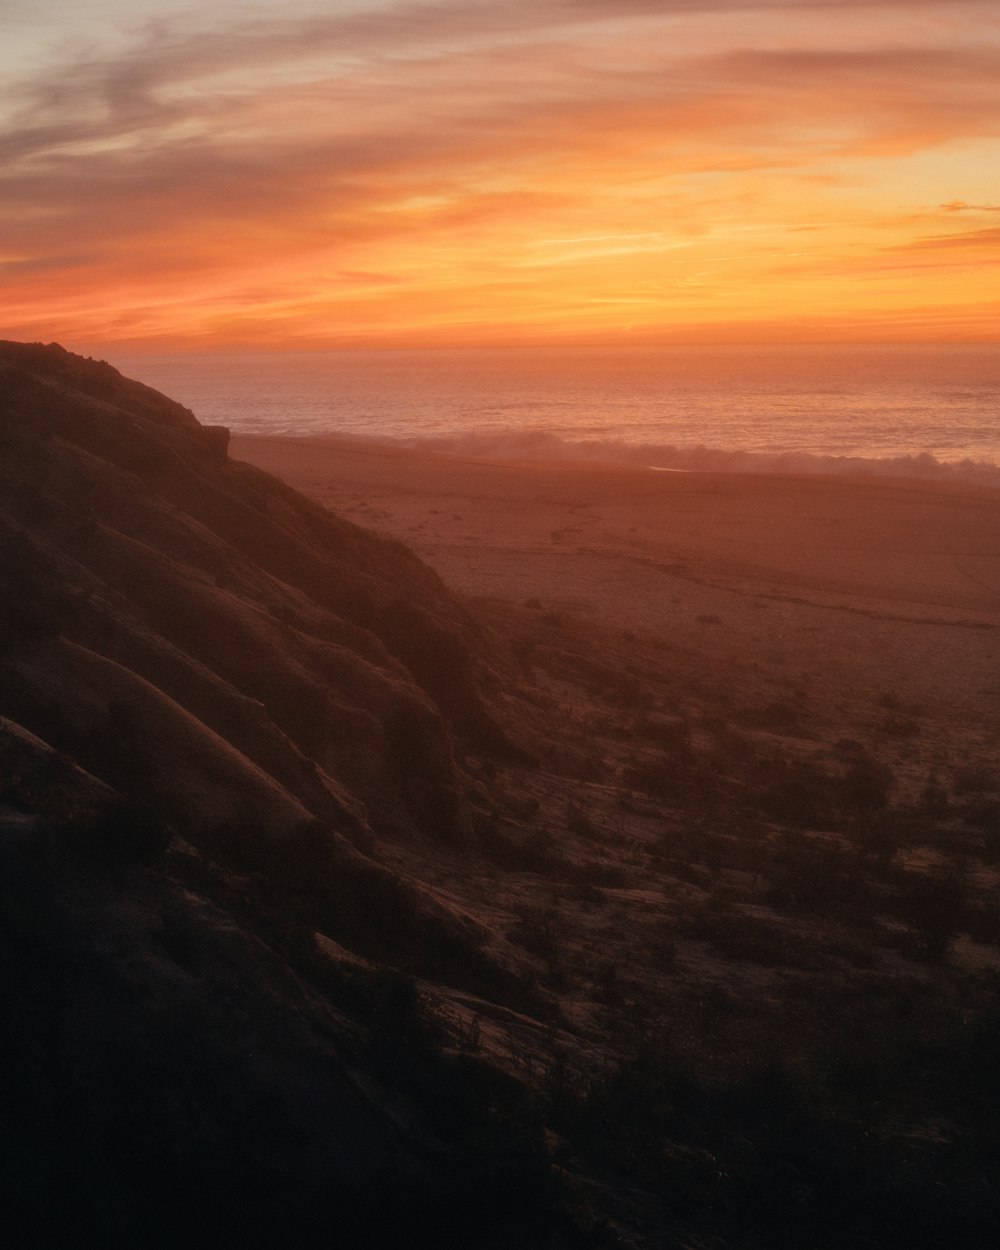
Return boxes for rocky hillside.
[0,340,522,840]
[0,341,576,1248]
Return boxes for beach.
[233,434,1000,722]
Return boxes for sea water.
[112,343,1000,484]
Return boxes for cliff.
[0,342,572,1248]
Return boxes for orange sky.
[2,0,998,352]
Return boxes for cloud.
[890,226,1000,251]
[2,0,998,345]
[940,200,1000,212]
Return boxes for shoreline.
[226,428,1000,489]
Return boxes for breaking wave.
[392,429,1000,487]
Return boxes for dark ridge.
[0,342,576,1247]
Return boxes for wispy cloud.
[940,200,1000,212]
[2,0,998,346]
[891,226,1000,251]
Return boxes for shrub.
[953,763,1000,796]
[736,701,800,733]
[896,867,968,961]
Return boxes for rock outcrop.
[0,341,522,840]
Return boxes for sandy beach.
[233,434,1000,721]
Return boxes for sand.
[232,434,1000,722]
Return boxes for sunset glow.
[3,0,999,351]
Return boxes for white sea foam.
[391,429,1000,485]
[113,343,1000,484]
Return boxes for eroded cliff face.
[0,340,520,846]
[0,343,573,1249]
[0,336,548,1005]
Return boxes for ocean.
[112,343,1000,485]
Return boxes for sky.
[1,0,998,352]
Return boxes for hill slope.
[0,342,575,1248]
